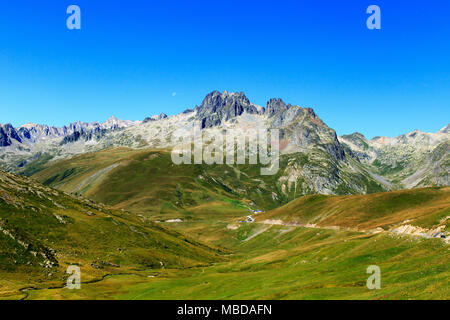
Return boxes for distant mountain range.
[1,90,448,196]
[0,116,138,147]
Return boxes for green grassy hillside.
[2,152,449,300]
[21,222,450,300]
[0,170,221,299]
[30,148,386,219]
[257,187,450,231]
[31,148,272,213]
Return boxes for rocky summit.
[0,124,21,147]
[195,91,263,128]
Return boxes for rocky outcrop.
[339,132,372,162]
[265,98,290,117]
[0,124,21,147]
[195,91,262,128]
[60,127,109,145]
[339,126,450,189]
[0,117,134,147]
[340,132,369,150]
[143,113,168,123]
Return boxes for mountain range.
[1,91,448,201]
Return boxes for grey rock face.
[60,130,84,145]
[265,98,289,117]
[265,102,346,161]
[0,129,11,147]
[339,132,371,162]
[0,124,21,147]
[421,140,450,186]
[323,140,346,161]
[270,106,302,127]
[60,127,108,145]
[196,91,261,128]
[17,127,31,140]
[0,117,133,147]
[340,126,450,189]
[16,124,63,142]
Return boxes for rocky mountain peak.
[105,115,119,123]
[341,132,367,141]
[0,124,21,147]
[195,90,261,128]
[339,132,370,154]
[265,98,289,117]
[198,90,251,111]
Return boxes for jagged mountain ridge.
[339,127,450,188]
[0,91,448,198]
[195,90,264,128]
[0,116,139,147]
[0,90,345,160]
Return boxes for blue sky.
[0,0,449,138]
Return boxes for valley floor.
[1,165,448,300]
[12,222,450,300]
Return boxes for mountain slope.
[29,145,390,219]
[256,187,450,236]
[17,187,450,300]
[10,91,391,211]
[0,169,221,298]
[1,168,449,299]
[339,127,450,189]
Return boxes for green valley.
[1,157,448,300]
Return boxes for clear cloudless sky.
[0,0,449,138]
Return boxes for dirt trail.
[243,225,272,242]
[73,163,120,193]
[258,219,449,244]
